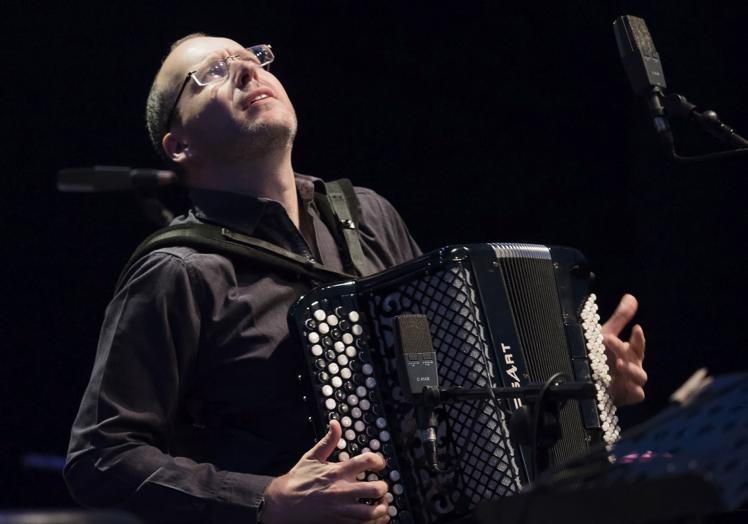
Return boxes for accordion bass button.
[340,368,352,380]
[370,439,381,451]
[348,311,360,322]
[304,318,316,330]
[331,376,343,388]
[384,492,394,503]
[308,332,320,344]
[379,430,390,442]
[334,341,345,353]
[392,484,404,495]
[342,333,354,345]
[352,324,363,336]
[387,506,398,517]
[313,309,326,321]
[337,439,347,450]
[338,451,350,461]
[321,385,333,397]
[327,314,339,326]
[389,470,400,481]
[351,407,362,419]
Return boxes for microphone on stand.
[613,15,674,156]
[57,166,177,193]
[393,314,442,472]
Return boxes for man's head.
[146,35,298,177]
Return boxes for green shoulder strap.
[316,179,369,276]
[115,223,353,293]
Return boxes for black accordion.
[289,243,620,523]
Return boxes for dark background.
[3,0,748,509]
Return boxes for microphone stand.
[415,377,595,481]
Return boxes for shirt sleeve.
[355,187,423,268]
[64,251,273,524]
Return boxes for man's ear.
[162,131,190,164]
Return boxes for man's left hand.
[601,294,647,406]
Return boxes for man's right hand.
[261,420,391,524]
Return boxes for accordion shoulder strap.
[315,179,369,277]
[114,222,353,293]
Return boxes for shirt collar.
[188,173,319,237]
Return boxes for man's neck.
[186,150,300,227]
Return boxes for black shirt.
[64,175,421,523]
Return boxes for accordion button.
[354,420,366,432]
[376,417,387,429]
[367,473,379,482]
[317,371,330,383]
[345,429,356,441]
[370,439,381,451]
[362,447,372,454]
[345,346,357,358]
[338,451,350,461]
[308,332,320,344]
[360,399,371,411]
[322,336,333,347]
[351,370,363,382]
[321,385,333,397]
[304,319,316,330]
[349,443,360,454]
[340,368,352,380]
[379,430,390,442]
[393,484,404,495]
[325,398,336,410]
[356,471,365,480]
[341,416,352,428]
[366,426,377,438]
[357,434,368,446]
[338,404,350,415]
[365,377,377,389]
[335,306,345,317]
[327,314,339,326]
[347,394,359,406]
[362,364,374,376]
[342,333,354,345]
[385,492,394,503]
[388,506,398,517]
[318,322,330,335]
[311,344,323,357]
[331,376,343,388]
[349,311,360,322]
[328,412,340,421]
[389,470,400,481]
[337,438,347,450]
[339,319,350,331]
[330,328,342,340]
[356,386,367,398]
[335,390,346,401]
[351,407,362,419]
[325,350,336,361]
[337,355,349,366]
[352,324,363,336]
[334,341,345,353]
[343,381,356,393]
[313,309,326,321]
[314,359,326,370]
[328,363,340,375]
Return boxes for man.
[64,35,647,524]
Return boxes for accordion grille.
[369,264,521,518]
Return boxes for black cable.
[530,372,569,482]
[672,148,748,163]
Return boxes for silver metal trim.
[489,243,551,260]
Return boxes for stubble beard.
[218,113,298,164]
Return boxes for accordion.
[289,243,620,523]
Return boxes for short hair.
[145,32,208,163]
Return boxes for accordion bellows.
[290,243,619,524]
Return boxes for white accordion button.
[311,344,323,356]
[324,398,336,410]
[342,333,354,345]
[328,363,339,375]
[362,364,374,375]
[376,417,387,429]
[334,341,345,353]
[337,355,349,366]
[338,451,350,461]
[379,430,390,442]
[327,315,339,326]
[360,399,371,411]
[348,311,360,322]
[370,439,381,451]
[345,429,356,441]
[307,332,320,344]
[385,492,394,503]
[321,385,333,397]
[337,439,347,450]
[389,470,400,481]
[341,416,352,428]
[318,322,330,335]
[345,346,357,358]
[313,309,326,321]
[351,407,362,419]
[354,420,365,432]
[365,377,376,389]
[393,484,404,495]
[356,386,367,398]
[331,376,343,388]
[340,368,352,380]
[352,324,363,336]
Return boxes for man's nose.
[235,61,260,90]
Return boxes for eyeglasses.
[164,44,275,132]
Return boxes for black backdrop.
[3,0,748,509]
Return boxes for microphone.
[613,15,674,154]
[393,314,442,471]
[57,166,177,193]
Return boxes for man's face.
[160,36,298,164]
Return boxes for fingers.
[305,420,342,462]
[336,452,386,479]
[616,357,648,387]
[334,480,389,500]
[630,323,646,360]
[602,294,638,336]
[337,501,390,521]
